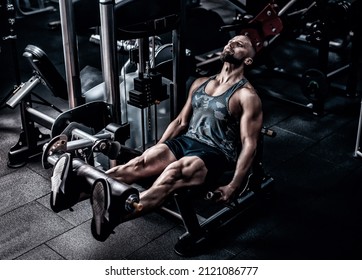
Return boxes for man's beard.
[219,52,244,66]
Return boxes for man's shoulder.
[194,76,210,85]
[189,76,211,94]
[234,85,262,112]
[236,83,259,100]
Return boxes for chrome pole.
[171,29,179,120]
[58,0,82,108]
[354,98,362,158]
[99,0,121,124]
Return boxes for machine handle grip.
[205,191,222,201]
[125,194,143,212]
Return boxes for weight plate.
[301,68,328,102]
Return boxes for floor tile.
[0,201,73,260]
[0,168,51,216]
[16,244,65,260]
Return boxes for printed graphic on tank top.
[185,76,248,162]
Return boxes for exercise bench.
[161,127,276,256]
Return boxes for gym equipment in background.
[355,99,362,158]
[197,0,358,116]
[14,0,55,16]
[0,0,21,109]
[5,0,181,167]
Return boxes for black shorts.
[164,135,233,184]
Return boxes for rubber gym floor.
[0,0,361,260]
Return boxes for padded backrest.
[23,45,68,100]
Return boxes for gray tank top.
[185,76,248,162]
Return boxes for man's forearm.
[229,145,256,190]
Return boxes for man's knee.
[180,156,207,179]
[161,157,207,187]
[162,161,183,180]
[117,144,175,182]
[131,155,146,172]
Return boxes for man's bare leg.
[49,143,175,213]
[91,156,208,241]
[138,156,208,212]
[106,143,177,184]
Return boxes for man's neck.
[217,63,245,84]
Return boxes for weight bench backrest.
[23,45,68,100]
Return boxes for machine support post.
[171,30,179,120]
[171,0,187,117]
[58,0,82,108]
[138,37,147,73]
[99,0,121,124]
[354,98,362,158]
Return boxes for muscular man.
[90,34,263,240]
[51,35,262,241]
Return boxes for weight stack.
[128,70,168,108]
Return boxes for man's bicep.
[239,94,263,142]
